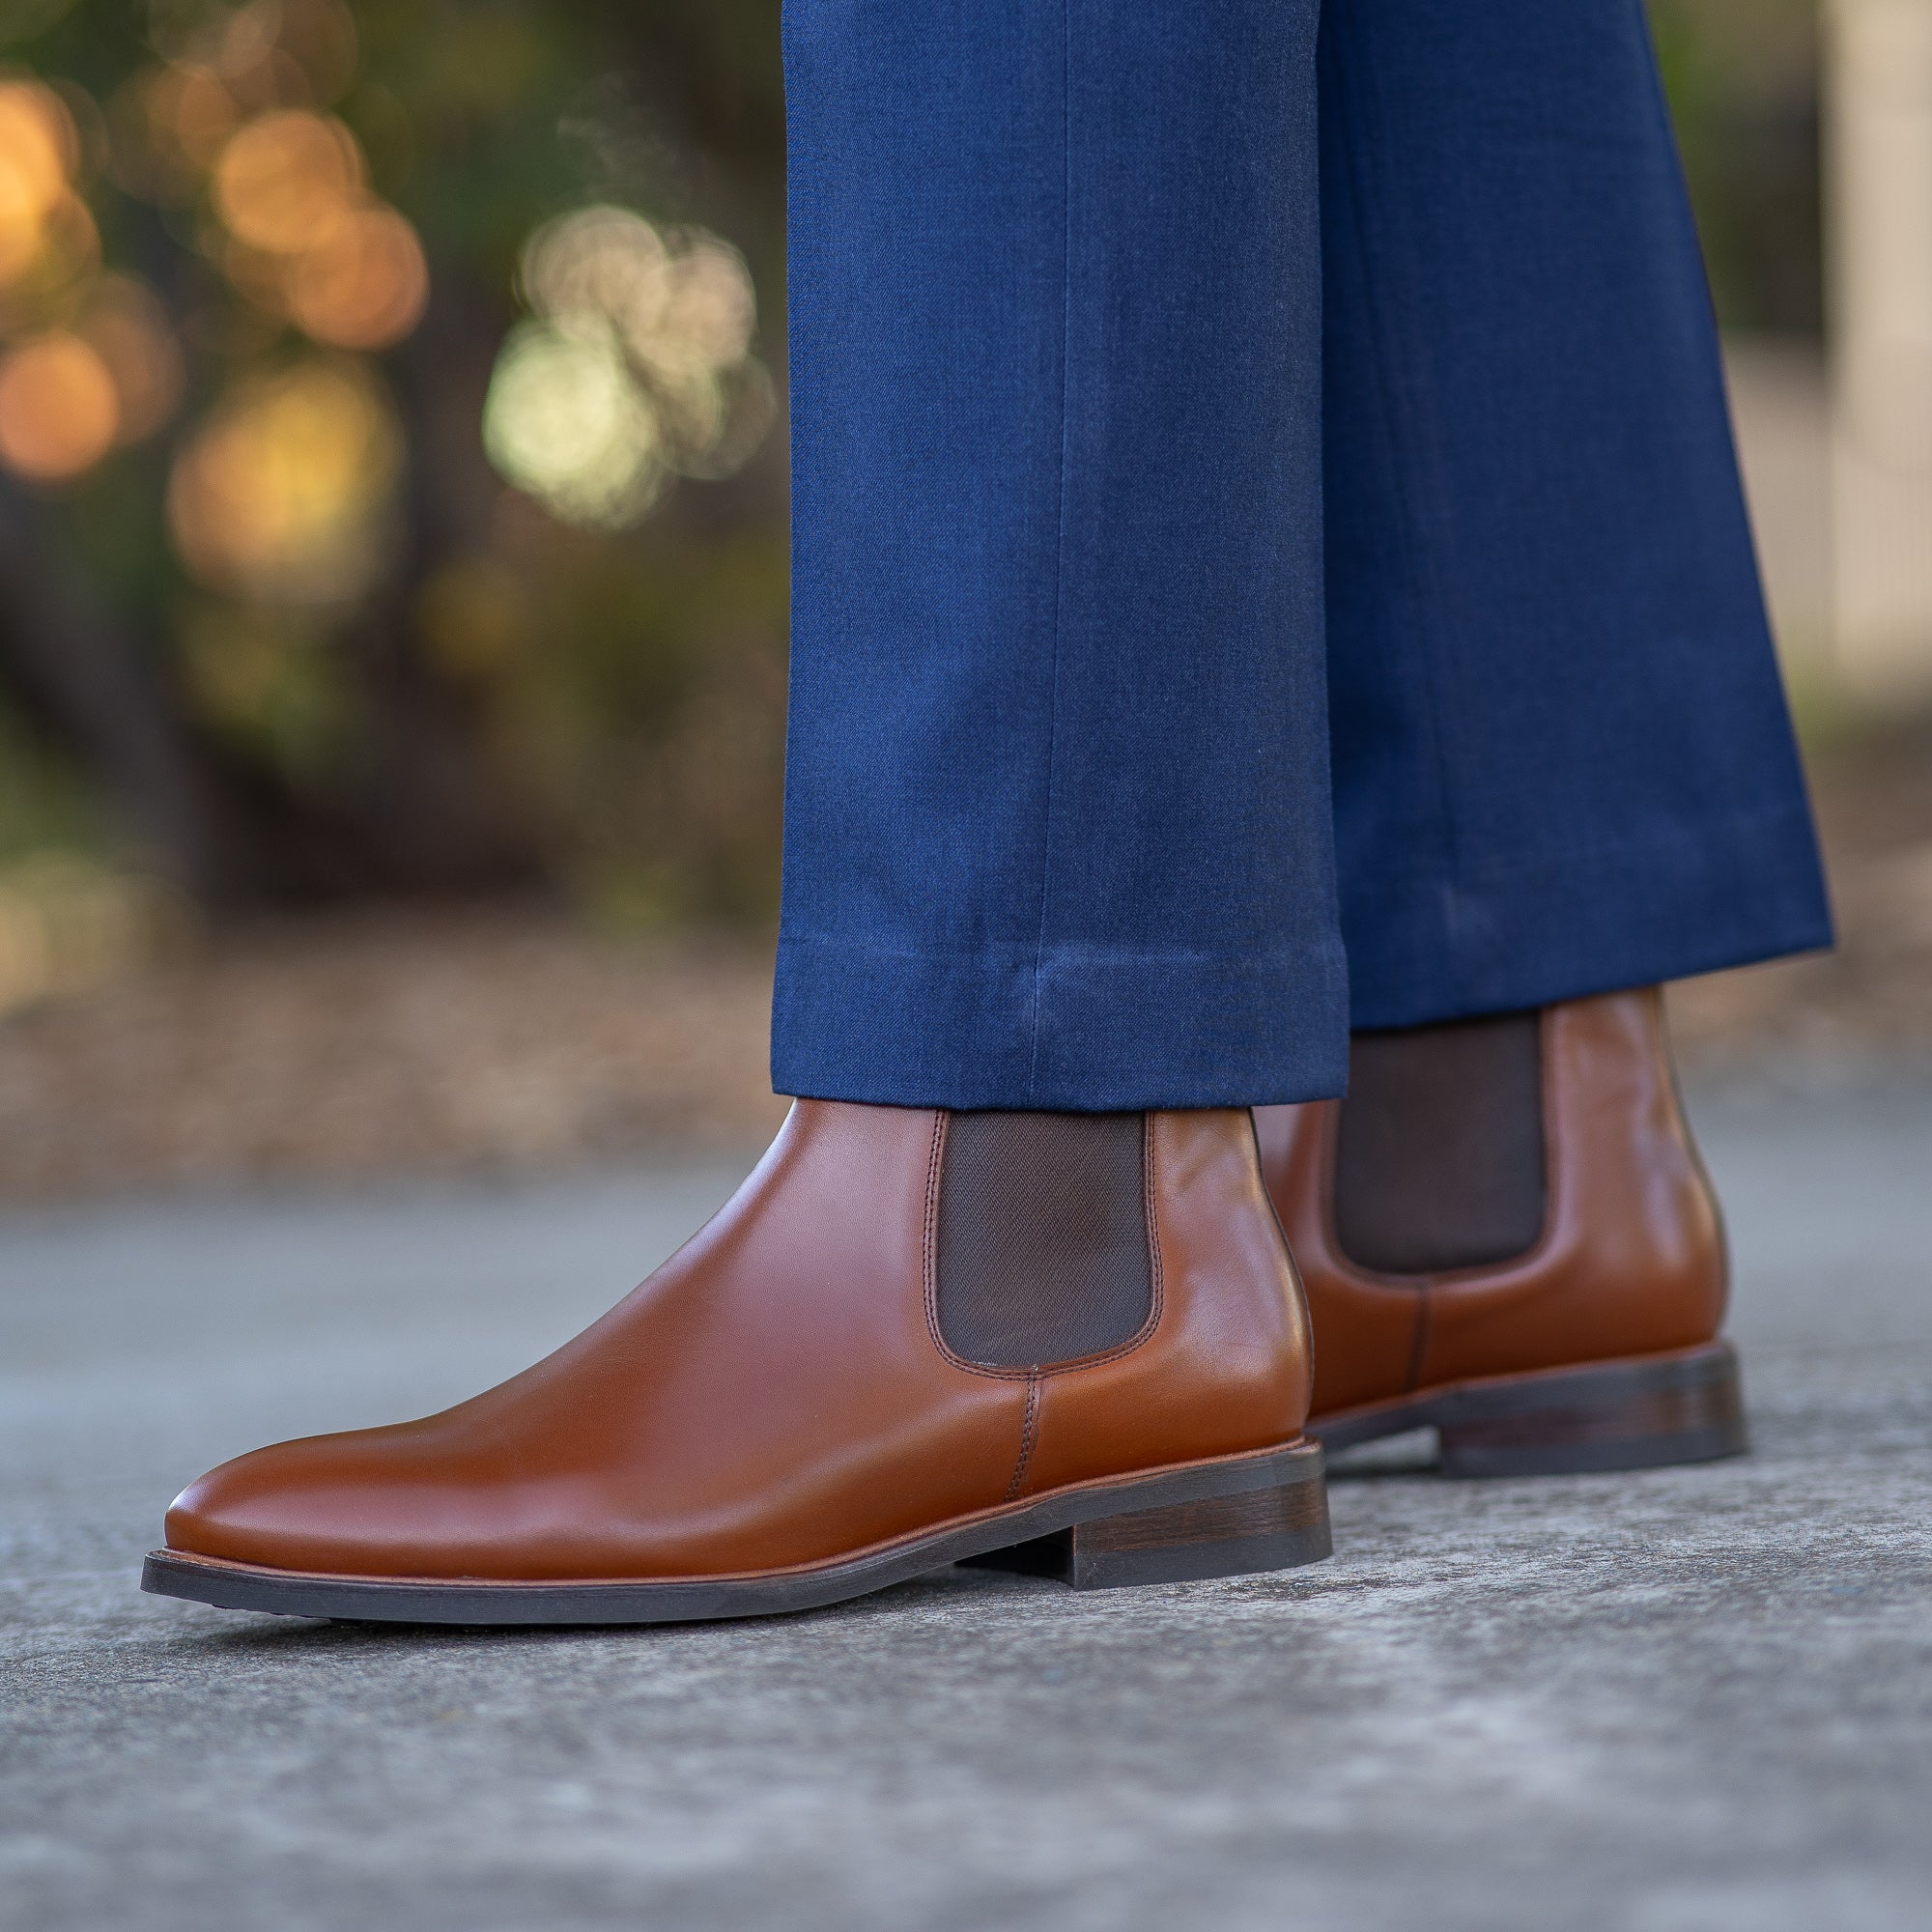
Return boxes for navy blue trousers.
[772,0,1832,1111]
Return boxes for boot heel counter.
[1657,995,1732,1341]
[1410,993,1730,1386]
[1554,989,1730,1357]
[1108,1107,1313,1441]
[1017,1111,1316,1496]
[1169,1107,1314,1436]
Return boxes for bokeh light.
[0,331,119,481]
[110,1,360,207]
[204,105,425,352]
[486,204,769,526]
[0,82,73,214]
[167,360,401,602]
[0,185,97,320]
[0,12,425,538]
[0,70,181,487]
[522,206,670,349]
[642,237,755,376]
[483,321,665,529]
[0,0,798,986]
[0,72,180,485]
[0,79,78,284]
[286,203,426,348]
[212,108,360,253]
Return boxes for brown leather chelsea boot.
[1254,989,1746,1478]
[145,1102,1330,1623]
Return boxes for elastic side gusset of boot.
[1333,1012,1547,1275]
[934,1110,1154,1368]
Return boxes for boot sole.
[140,1439,1330,1625]
[1312,1339,1747,1478]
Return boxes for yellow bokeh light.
[0,332,120,482]
[0,81,78,284]
[287,204,428,349]
[213,109,362,254]
[0,188,99,312]
[0,81,74,223]
[168,360,402,602]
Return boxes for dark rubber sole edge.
[141,1439,1329,1626]
[1313,1340,1748,1479]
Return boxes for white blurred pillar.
[1828,0,1932,698]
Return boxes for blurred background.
[0,0,1921,1198]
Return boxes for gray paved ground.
[3,1084,1930,1932]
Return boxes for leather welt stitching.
[1005,1370,1041,1502]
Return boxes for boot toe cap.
[168,1440,334,1570]
[164,1430,450,1576]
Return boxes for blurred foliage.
[1650,0,1822,336]
[0,0,789,946]
[0,0,1823,979]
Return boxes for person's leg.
[147,0,1348,1626]
[1258,0,1830,1473]
[1319,0,1828,1017]
[774,0,1347,1111]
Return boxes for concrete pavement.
[2,1085,1929,1931]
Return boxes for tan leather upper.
[166,1102,1311,1581]
[1253,990,1726,1421]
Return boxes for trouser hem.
[771,932,1352,1111]
[1342,806,1833,1029]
